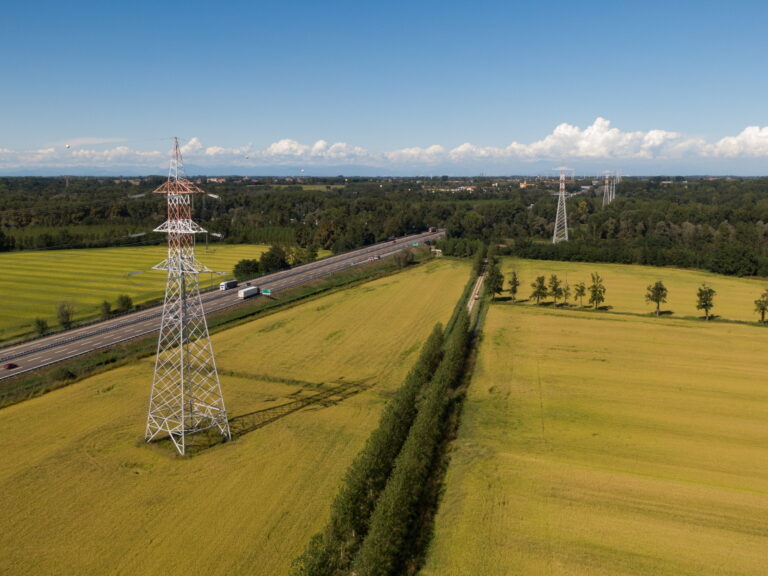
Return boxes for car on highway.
[4,362,18,370]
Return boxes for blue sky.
[2,0,768,175]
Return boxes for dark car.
[3,362,18,370]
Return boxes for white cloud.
[247,139,368,163]
[516,118,685,160]
[449,142,502,160]
[386,144,445,163]
[180,137,203,155]
[5,119,768,173]
[444,118,707,163]
[70,146,164,162]
[310,140,328,155]
[707,126,768,157]
[323,142,368,160]
[265,139,309,156]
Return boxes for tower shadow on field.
[158,379,373,455]
[230,379,372,436]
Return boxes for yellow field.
[504,257,768,322]
[0,258,469,576]
[421,273,768,574]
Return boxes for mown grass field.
[0,258,469,576]
[505,257,768,322]
[0,244,325,342]
[421,262,768,576]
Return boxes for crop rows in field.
[0,258,470,576]
[0,244,271,341]
[422,259,768,576]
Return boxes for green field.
[505,257,768,322]
[421,261,768,575]
[0,244,326,341]
[0,258,470,576]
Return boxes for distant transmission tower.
[552,167,570,244]
[145,138,230,455]
[602,170,615,208]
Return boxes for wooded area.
[3,176,768,277]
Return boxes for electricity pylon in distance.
[553,167,571,244]
[602,169,619,207]
[145,137,230,455]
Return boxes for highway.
[0,230,443,382]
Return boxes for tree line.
[32,294,135,336]
[8,176,768,280]
[292,306,473,576]
[492,268,768,323]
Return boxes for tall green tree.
[260,245,290,273]
[574,281,586,307]
[57,302,75,329]
[645,280,668,316]
[100,300,112,319]
[486,262,505,301]
[33,318,48,336]
[697,283,716,320]
[588,272,606,310]
[755,289,768,323]
[508,271,520,302]
[233,258,261,280]
[562,282,571,306]
[116,294,133,312]
[530,276,548,305]
[547,274,563,305]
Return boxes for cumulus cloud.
[5,119,768,172]
[708,126,768,157]
[386,144,445,163]
[265,139,309,156]
[180,137,203,155]
[322,142,368,160]
[248,139,368,163]
[448,118,693,162]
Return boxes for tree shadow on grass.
[156,379,374,455]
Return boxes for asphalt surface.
[0,230,444,382]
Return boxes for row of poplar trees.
[292,308,472,576]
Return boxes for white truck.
[237,286,260,299]
[219,280,238,291]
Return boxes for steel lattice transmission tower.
[552,167,570,244]
[602,169,619,207]
[145,138,230,455]
[602,170,611,208]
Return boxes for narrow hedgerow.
[351,309,471,576]
[292,324,445,576]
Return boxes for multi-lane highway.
[0,230,443,382]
